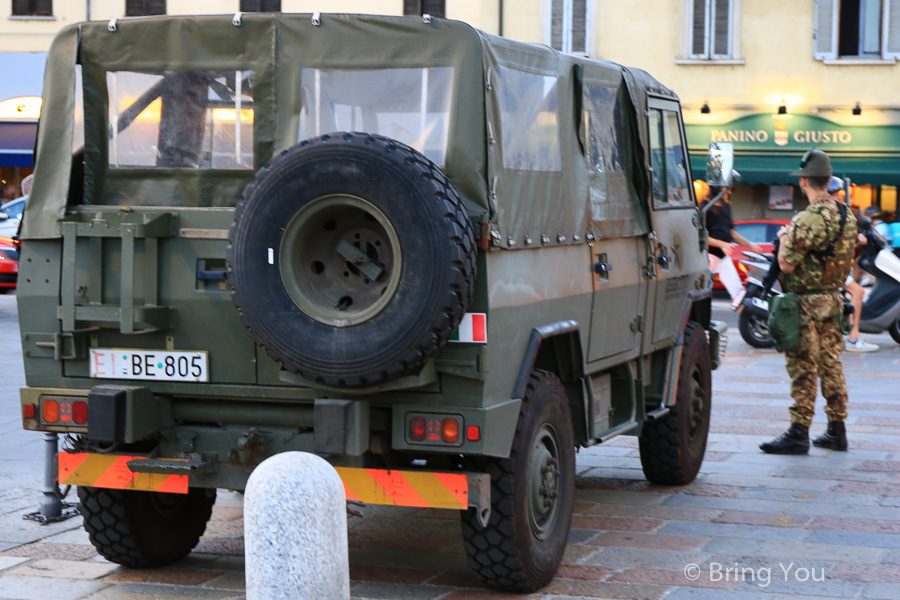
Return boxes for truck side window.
[649,108,690,208]
[299,67,454,167]
[107,70,254,169]
[582,84,624,176]
[495,66,562,172]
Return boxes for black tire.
[890,318,900,345]
[228,133,477,387]
[78,487,215,568]
[460,371,575,592]
[639,321,712,485]
[738,310,774,348]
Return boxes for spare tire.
[227,133,477,387]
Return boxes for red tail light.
[42,399,59,423]
[22,403,36,419]
[409,416,426,442]
[441,418,459,444]
[72,401,88,425]
[466,425,480,442]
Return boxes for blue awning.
[0,122,37,167]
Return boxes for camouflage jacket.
[781,194,858,295]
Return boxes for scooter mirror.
[706,142,735,187]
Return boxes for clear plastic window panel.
[662,111,690,204]
[495,66,562,172]
[108,70,254,169]
[583,85,625,175]
[299,68,453,167]
[649,110,667,205]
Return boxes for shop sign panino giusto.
[686,113,900,153]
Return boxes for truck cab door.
[644,98,707,348]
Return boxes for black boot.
[812,421,848,451]
[760,423,810,455]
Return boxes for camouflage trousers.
[784,292,848,427]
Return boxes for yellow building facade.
[2,0,898,214]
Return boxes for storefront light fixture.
[777,103,788,115]
[852,102,862,116]
[700,101,710,114]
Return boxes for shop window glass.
[496,66,561,172]
[299,67,454,167]
[107,70,254,169]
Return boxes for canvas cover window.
[299,67,453,167]
[649,109,690,208]
[583,83,637,236]
[689,0,733,58]
[107,70,254,169]
[496,66,561,172]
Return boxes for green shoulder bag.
[768,293,801,352]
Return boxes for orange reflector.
[42,399,59,423]
[72,401,88,425]
[22,403,36,419]
[442,417,459,443]
[466,425,480,441]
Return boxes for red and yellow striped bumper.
[59,452,189,494]
[59,453,482,512]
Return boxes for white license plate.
[90,349,209,382]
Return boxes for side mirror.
[705,142,735,187]
[0,213,8,221]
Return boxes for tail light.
[441,418,459,444]
[42,399,59,423]
[72,401,88,425]
[22,403,36,419]
[406,413,464,446]
[409,416,426,442]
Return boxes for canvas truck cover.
[24,13,676,245]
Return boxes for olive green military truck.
[18,12,725,592]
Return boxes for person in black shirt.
[703,186,762,309]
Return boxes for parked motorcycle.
[736,228,900,348]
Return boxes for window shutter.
[261,0,280,10]
[12,0,29,15]
[572,0,587,54]
[886,0,900,58]
[813,0,837,60]
[148,0,165,14]
[691,0,709,57]
[13,0,52,15]
[550,0,563,51]
[422,0,445,18]
[712,0,731,57]
[403,0,420,15]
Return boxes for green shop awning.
[688,152,900,187]
[686,113,900,187]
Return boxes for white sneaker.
[844,337,879,352]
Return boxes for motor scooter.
[736,228,900,347]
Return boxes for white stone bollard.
[245,452,350,600]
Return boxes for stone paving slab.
[2,299,900,599]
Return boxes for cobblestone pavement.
[2,296,900,599]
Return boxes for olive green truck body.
[18,13,724,592]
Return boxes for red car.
[0,236,19,293]
[712,219,790,289]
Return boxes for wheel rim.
[280,194,402,326]
[749,315,769,340]
[150,492,188,518]
[528,423,562,540]
[686,362,707,439]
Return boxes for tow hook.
[236,427,268,466]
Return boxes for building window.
[685,0,738,59]
[11,0,52,16]
[403,0,445,19]
[549,0,588,55]
[125,0,166,16]
[239,0,281,11]
[815,0,900,60]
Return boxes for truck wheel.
[738,310,774,348]
[639,321,711,485]
[78,487,215,568]
[890,318,900,345]
[460,371,575,592]
[228,133,477,387]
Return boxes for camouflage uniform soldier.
[760,149,857,454]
